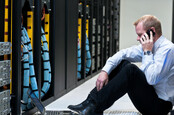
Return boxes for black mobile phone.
[146,29,155,38]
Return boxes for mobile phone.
[146,29,155,38]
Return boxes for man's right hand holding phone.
[140,30,154,52]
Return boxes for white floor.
[45,74,139,113]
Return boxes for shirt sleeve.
[102,45,142,74]
[140,48,174,85]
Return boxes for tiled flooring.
[45,74,139,114]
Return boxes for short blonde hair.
[134,15,162,35]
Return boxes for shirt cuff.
[102,64,113,75]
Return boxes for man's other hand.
[96,71,109,91]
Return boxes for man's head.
[134,15,162,42]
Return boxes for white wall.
[120,0,173,50]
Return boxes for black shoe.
[68,96,93,112]
[79,101,96,115]
[68,96,103,115]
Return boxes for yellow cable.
[27,11,33,48]
[86,19,89,38]
[45,13,50,49]
[78,18,82,48]
[4,0,9,60]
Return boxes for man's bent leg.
[90,64,172,114]
[90,60,130,99]
[127,65,173,115]
[89,63,132,112]
[68,60,130,114]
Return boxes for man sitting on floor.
[68,15,174,115]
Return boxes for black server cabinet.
[49,0,55,100]
[88,0,94,75]
[113,0,120,53]
[66,0,78,91]
[33,0,42,99]
[54,0,66,97]
[54,0,79,95]
[99,0,104,69]
[9,0,120,114]
[11,0,22,114]
[81,0,87,79]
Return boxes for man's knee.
[124,63,139,70]
[123,63,143,78]
[120,60,130,67]
[109,60,131,80]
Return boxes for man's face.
[135,22,146,42]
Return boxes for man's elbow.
[147,79,158,85]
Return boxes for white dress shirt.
[102,35,174,105]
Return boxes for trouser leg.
[89,61,172,114]
[89,60,131,111]
[127,65,172,115]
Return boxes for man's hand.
[96,71,109,91]
[140,31,154,52]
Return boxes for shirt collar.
[152,35,165,53]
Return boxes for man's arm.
[141,48,174,85]
[96,45,142,91]
[102,45,142,74]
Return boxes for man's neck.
[153,34,162,43]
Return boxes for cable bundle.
[21,27,51,111]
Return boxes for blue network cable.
[21,28,30,111]
[77,35,92,79]
[22,27,39,109]
[85,35,91,74]
[21,27,51,110]
[40,27,51,98]
[77,40,81,79]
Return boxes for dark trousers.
[90,60,173,115]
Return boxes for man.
[68,15,174,115]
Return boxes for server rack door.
[88,0,94,75]
[81,0,87,79]
[49,0,55,99]
[114,0,120,53]
[99,0,104,69]
[33,0,42,99]
[11,0,22,114]
[54,0,66,97]
[66,0,78,90]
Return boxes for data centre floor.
[45,74,142,115]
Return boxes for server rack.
[33,0,42,100]
[23,0,56,114]
[81,0,87,79]
[66,0,78,91]
[88,0,94,75]
[3,0,120,114]
[49,0,55,101]
[113,0,120,53]
[94,0,99,72]
[0,0,5,43]
[77,0,120,80]
[7,0,55,114]
[0,0,12,109]
[54,0,66,98]
[108,0,112,57]
[11,0,22,114]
